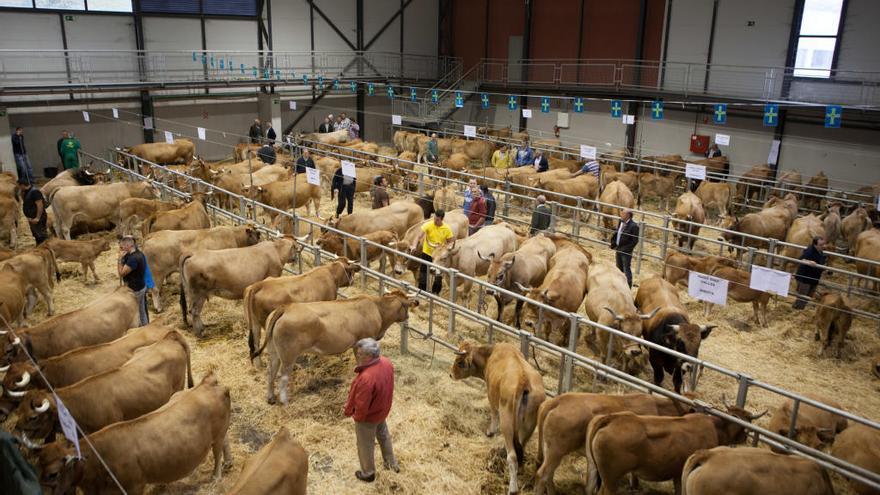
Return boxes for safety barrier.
[88,149,880,491]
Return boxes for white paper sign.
[768,139,781,165]
[112,108,119,119]
[688,271,728,305]
[557,112,569,128]
[82,111,90,122]
[55,395,81,457]
[685,163,707,180]
[749,265,791,297]
[392,114,402,125]
[144,117,153,130]
[580,145,597,160]
[623,114,635,124]
[289,100,297,110]
[463,125,477,138]
[197,127,206,140]
[341,160,356,178]
[522,108,532,119]
[715,133,730,146]
[164,131,174,144]
[305,167,321,186]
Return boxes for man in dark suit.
[610,209,639,287]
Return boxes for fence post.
[359,238,368,286]
[502,180,512,217]
[239,196,247,220]
[787,399,801,443]
[447,269,458,338]
[417,171,425,196]
[635,211,647,276]
[746,247,757,272]
[660,215,671,262]
[557,314,580,393]
[487,321,495,344]
[766,239,777,268]
[399,318,409,355]
[734,374,751,408]
[573,198,582,238]
[548,201,559,232]
[519,331,532,360]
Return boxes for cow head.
[604,307,658,361]
[0,334,29,369]
[767,404,835,451]
[244,225,262,245]
[486,253,515,293]
[14,390,58,444]
[450,341,487,380]
[430,241,460,271]
[669,322,715,389]
[35,439,84,495]
[1,361,41,400]
[718,216,740,252]
[381,289,419,324]
[334,258,361,287]
[519,287,561,336]
[315,232,344,256]
[719,395,768,445]
[390,241,415,276]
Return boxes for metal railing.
[88,148,880,491]
[477,58,880,108]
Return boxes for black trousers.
[418,251,443,294]
[616,251,633,287]
[793,281,817,309]
[336,185,355,216]
[29,222,48,245]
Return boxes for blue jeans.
[616,251,633,288]
[14,153,34,185]
[135,287,150,327]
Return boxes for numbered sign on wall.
[392,114,402,125]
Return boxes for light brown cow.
[0,247,57,315]
[35,373,232,494]
[804,171,829,211]
[821,203,842,247]
[0,266,28,328]
[695,156,729,176]
[393,130,412,152]
[256,289,418,405]
[662,251,737,287]
[520,239,591,344]
[767,393,848,451]
[233,143,262,162]
[129,139,195,165]
[586,406,764,495]
[695,181,736,222]
[417,136,454,163]
[638,172,677,211]
[584,262,656,372]
[0,247,15,261]
[252,176,321,220]
[780,214,825,270]
[547,158,582,172]
[117,197,181,235]
[831,424,880,495]
[681,446,834,495]
[142,193,212,236]
[226,426,308,495]
[390,210,469,281]
[778,169,803,194]
[451,139,495,167]
[534,392,692,495]
[485,233,556,327]
[179,237,303,337]
[14,331,192,441]
[42,238,111,283]
[244,258,360,366]
[194,156,265,177]
[720,194,799,251]
[842,206,872,253]
[297,129,351,146]
[330,200,424,237]
[602,170,638,191]
[143,225,261,312]
[673,192,706,250]
[535,175,600,210]
[598,181,635,233]
[0,196,17,249]
[433,185,458,212]
[315,229,396,267]
[51,181,156,239]
[40,167,102,203]
[814,292,852,358]
[441,152,470,172]
[478,126,512,138]
[705,264,771,327]
[854,228,880,292]
[736,164,773,203]
[451,342,546,495]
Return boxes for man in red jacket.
[344,338,399,482]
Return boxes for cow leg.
[211,436,226,480]
[25,288,38,317]
[672,366,684,394]
[486,407,500,437]
[89,262,100,282]
[151,286,163,313]
[80,262,90,283]
[499,408,520,494]
[190,295,206,337]
[278,362,294,406]
[534,449,562,495]
[266,351,280,405]
[650,357,665,388]
[514,299,524,328]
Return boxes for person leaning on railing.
[793,236,828,310]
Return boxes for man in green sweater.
[59,132,81,170]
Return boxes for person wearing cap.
[410,210,454,294]
[18,178,47,244]
[117,235,149,326]
[610,209,639,287]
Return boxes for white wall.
[779,123,880,190]
[835,0,880,73]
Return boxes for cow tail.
[251,306,284,360]
[680,449,711,495]
[178,254,192,325]
[535,398,556,465]
[513,380,529,465]
[166,330,194,388]
[142,213,156,238]
[586,414,615,494]
[243,284,259,357]
[42,247,58,288]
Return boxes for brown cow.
[117,197,181,235]
[329,200,424,237]
[143,225,261,312]
[233,142,262,162]
[636,276,716,393]
[842,206,872,253]
[695,181,736,222]
[804,171,829,211]
[854,228,880,292]
[602,170,638,191]
[35,373,231,494]
[584,262,656,372]
[252,176,322,220]
[767,393,848,451]
[142,193,212,236]
[226,426,308,495]
[0,247,15,261]
[598,181,635,233]
[485,233,556,327]
[662,251,736,287]
[720,194,799,251]
[129,139,195,165]
[390,209,469,282]
[433,185,458,212]
[451,342,546,495]
[778,169,803,195]
[534,392,692,495]
[681,446,834,495]
[638,172,677,211]
[736,164,773,203]
[244,258,360,367]
[821,203,842,248]
[14,331,192,441]
[179,237,303,337]
[586,405,765,495]
[42,237,111,283]
[814,292,852,358]
[255,289,419,405]
[780,214,825,270]
[315,229,396,267]
[705,264,771,327]
[451,139,494,167]
[535,175,600,210]
[441,152,470,172]
[40,167,102,204]
[673,192,706,250]
[0,247,57,315]
[520,239,591,344]
[51,180,157,240]
[0,196,17,249]
[831,424,880,495]
[0,266,28,328]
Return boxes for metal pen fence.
[85,149,880,491]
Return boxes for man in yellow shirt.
[491,145,513,169]
[409,210,454,294]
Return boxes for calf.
[243,259,360,366]
[854,228,880,292]
[42,237,111,283]
[226,427,308,495]
[814,292,852,358]
[695,181,735,222]
[637,172,677,211]
[831,424,880,495]
[706,265,771,327]
[821,203,842,247]
[315,229,396,267]
[681,446,834,495]
[142,193,212,236]
[672,192,705,250]
[780,214,825,270]
[534,392,691,495]
[586,405,765,495]
[0,196,17,249]
[0,247,57,315]
[841,206,871,253]
[180,237,303,337]
[598,181,635,233]
[0,266,28,328]
[636,276,715,393]
[485,234,556,327]
[767,393,848,451]
[35,373,231,494]
[451,342,546,495]
[117,197,181,235]
[330,200,424,237]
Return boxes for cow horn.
[0,364,9,372]
[669,324,681,332]
[476,251,492,261]
[12,337,20,346]
[454,350,467,356]
[294,234,309,243]
[35,399,51,413]
[0,329,6,335]
[15,371,30,388]
[640,307,660,320]
[513,282,530,293]
[721,393,732,410]
[749,409,769,421]
[6,388,27,397]
[603,306,623,322]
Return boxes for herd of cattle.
[0,127,878,494]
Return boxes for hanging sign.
[463,125,476,138]
[306,167,321,186]
[749,265,791,297]
[685,163,706,180]
[688,272,729,306]
[341,160,356,178]
[580,145,597,160]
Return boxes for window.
[0,0,132,11]
[0,0,34,7]
[87,0,131,12]
[34,0,84,8]
[793,0,845,78]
